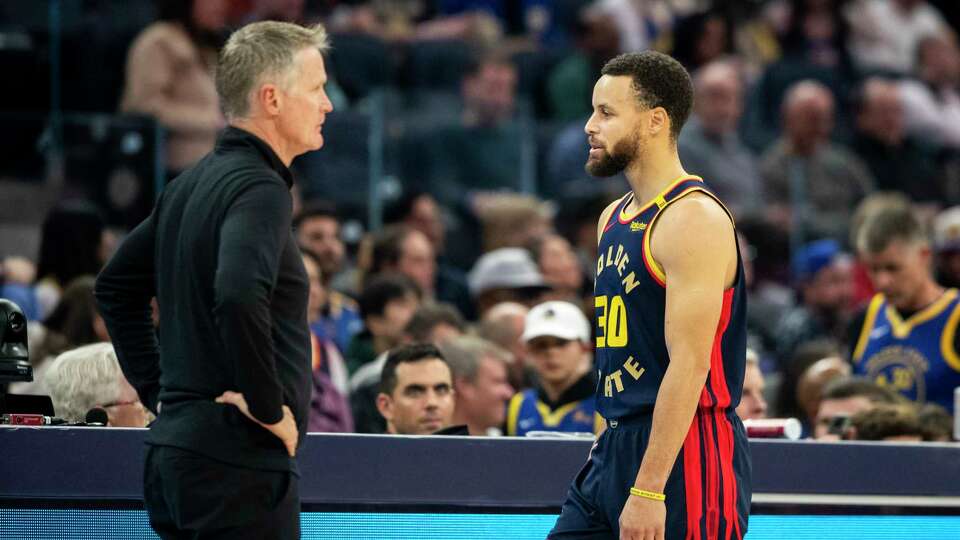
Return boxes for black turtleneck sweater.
[95,127,311,472]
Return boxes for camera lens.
[7,311,25,333]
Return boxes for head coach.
[94,20,334,539]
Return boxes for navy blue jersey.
[593,176,748,419]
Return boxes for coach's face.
[278,47,333,156]
[584,75,644,177]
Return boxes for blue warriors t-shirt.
[852,289,960,413]
[593,176,748,420]
[505,372,602,437]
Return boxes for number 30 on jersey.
[595,295,627,347]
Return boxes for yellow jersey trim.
[506,393,523,436]
[886,289,958,339]
[853,294,885,363]
[640,186,736,286]
[617,175,703,223]
[940,297,960,373]
[599,193,631,244]
[534,400,583,427]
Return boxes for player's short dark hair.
[358,273,421,321]
[404,303,466,342]
[293,200,338,228]
[856,203,928,254]
[821,376,902,404]
[380,343,449,395]
[600,51,694,141]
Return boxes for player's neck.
[624,146,688,210]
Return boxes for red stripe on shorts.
[683,415,703,540]
[715,410,742,540]
[703,413,720,540]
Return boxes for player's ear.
[648,107,669,137]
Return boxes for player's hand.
[215,391,298,457]
[619,493,665,540]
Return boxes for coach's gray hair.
[44,342,122,423]
[439,335,513,382]
[216,21,330,120]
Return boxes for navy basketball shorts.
[548,409,751,540]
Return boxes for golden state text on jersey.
[593,176,748,420]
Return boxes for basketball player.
[548,51,751,540]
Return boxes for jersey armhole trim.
[506,393,524,436]
[600,193,632,242]
[853,294,885,363]
[640,186,735,288]
[940,298,960,372]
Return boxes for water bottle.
[743,418,802,440]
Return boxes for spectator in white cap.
[505,301,601,437]
[467,248,551,316]
[933,206,960,288]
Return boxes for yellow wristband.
[629,487,666,502]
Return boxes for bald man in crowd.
[759,80,874,240]
[679,60,762,217]
[477,301,532,391]
[851,77,944,202]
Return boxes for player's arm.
[94,211,161,414]
[635,194,736,492]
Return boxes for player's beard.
[585,129,641,178]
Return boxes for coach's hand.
[619,494,665,540]
[216,391,299,457]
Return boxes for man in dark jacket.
[95,20,334,540]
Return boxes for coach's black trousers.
[143,445,300,540]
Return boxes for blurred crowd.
[2,0,960,442]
